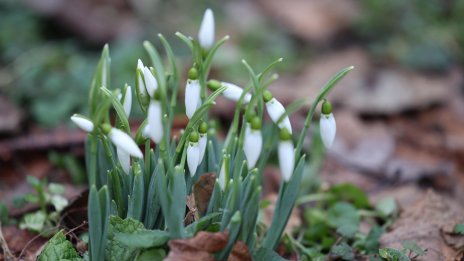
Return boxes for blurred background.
[1,0,464,255]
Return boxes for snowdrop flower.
[70,114,94,132]
[243,117,262,169]
[320,100,336,149]
[185,68,201,119]
[198,8,215,50]
[143,66,158,97]
[136,60,148,98]
[102,124,143,159]
[264,90,292,134]
[198,122,208,164]
[278,128,294,182]
[207,80,251,103]
[147,91,163,144]
[218,155,229,191]
[117,147,130,174]
[121,85,132,117]
[187,131,200,177]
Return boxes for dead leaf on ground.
[1,225,47,260]
[255,0,360,43]
[228,240,252,261]
[166,231,228,261]
[380,190,464,261]
[262,194,301,234]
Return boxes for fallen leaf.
[228,240,252,261]
[193,173,216,214]
[380,190,464,261]
[166,231,228,261]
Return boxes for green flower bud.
[263,90,273,103]
[321,100,332,115]
[153,89,161,100]
[189,131,199,143]
[250,116,262,130]
[188,67,198,80]
[101,123,112,135]
[279,127,292,141]
[207,79,221,91]
[199,121,208,134]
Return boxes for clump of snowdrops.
[70,9,353,260]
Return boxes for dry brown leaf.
[228,240,252,261]
[255,0,360,43]
[166,231,228,261]
[193,173,216,214]
[380,190,464,261]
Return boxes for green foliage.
[454,223,464,235]
[330,242,354,260]
[18,176,68,235]
[378,241,427,261]
[38,230,83,261]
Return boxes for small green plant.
[379,240,427,261]
[19,176,68,235]
[41,8,352,260]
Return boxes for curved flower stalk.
[70,114,94,132]
[102,124,143,159]
[147,91,163,144]
[243,117,262,169]
[198,122,208,163]
[207,80,251,103]
[320,100,336,148]
[185,68,201,119]
[263,90,292,134]
[187,131,200,177]
[198,8,215,50]
[278,128,294,182]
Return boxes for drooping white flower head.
[136,59,148,98]
[117,147,131,174]
[221,82,252,103]
[107,127,143,159]
[278,128,294,182]
[243,117,262,169]
[148,98,163,144]
[264,90,292,134]
[198,8,215,50]
[187,132,200,177]
[185,68,201,119]
[320,100,336,148]
[70,114,94,132]
[198,122,208,164]
[143,66,158,97]
[218,154,229,191]
[122,85,132,117]
[142,124,150,138]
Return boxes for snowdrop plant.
[70,8,353,261]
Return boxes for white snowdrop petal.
[70,115,94,132]
[198,9,215,49]
[123,86,132,117]
[198,134,207,163]
[221,82,251,103]
[136,60,147,97]
[142,124,150,138]
[244,129,262,169]
[278,141,295,182]
[185,80,201,119]
[148,100,163,143]
[320,113,336,148]
[265,98,292,134]
[117,147,131,174]
[187,142,200,177]
[109,128,143,158]
[143,67,158,97]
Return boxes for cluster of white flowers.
[71,8,338,186]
